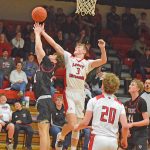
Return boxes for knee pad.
[72,131,80,140]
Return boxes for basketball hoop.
[76,0,97,16]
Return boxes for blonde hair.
[54,52,65,68]
[131,79,144,93]
[102,73,120,94]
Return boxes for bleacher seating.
[0,89,36,104]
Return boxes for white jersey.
[64,51,94,90]
[0,103,12,122]
[87,94,126,138]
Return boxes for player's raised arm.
[41,29,64,56]
[34,23,45,64]
[91,39,107,68]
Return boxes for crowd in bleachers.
[0,4,150,150]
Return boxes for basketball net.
[76,0,97,16]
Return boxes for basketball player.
[74,73,128,150]
[33,23,62,150]
[124,79,149,150]
[35,23,107,149]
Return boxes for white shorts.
[64,88,85,118]
[89,134,118,150]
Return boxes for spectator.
[106,6,120,35]
[22,52,38,89]
[138,12,150,35]
[124,79,149,150]
[61,15,79,41]
[128,36,147,59]
[90,67,104,96]
[55,8,66,29]
[10,62,28,102]
[0,21,7,34]
[141,79,150,144]
[0,33,12,56]
[76,29,90,44]
[23,32,36,58]
[121,7,137,38]
[54,30,65,48]
[131,48,150,80]
[22,24,33,41]
[11,32,25,59]
[50,94,71,150]
[0,49,15,89]
[90,8,102,46]
[0,94,14,150]
[12,100,34,150]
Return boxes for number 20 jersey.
[87,94,126,138]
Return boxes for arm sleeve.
[64,51,71,65]
[120,104,126,115]
[10,71,15,83]
[138,98,147,113]
[23,72,28,83]
[86,98,94,112]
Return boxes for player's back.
[87,94,125,138]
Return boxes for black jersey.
[51,105,66,127]
[124,96,148,132]
[34,56,55,99]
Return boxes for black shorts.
[37,97,55,123]
[2,122,11,131]
[127,128,148,150]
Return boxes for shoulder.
[138,97,147,104]
[124,99,131,106]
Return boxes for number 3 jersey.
[124,96,148,132]
[86,94,126,138]
[64,51,94,90]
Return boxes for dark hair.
[14,100,22,105]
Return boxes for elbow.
[101,58,107,65]
[104,58,107,64]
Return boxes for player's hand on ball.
[33,23,44,34]
[98,39,105,49]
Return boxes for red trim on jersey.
[89,134,95,150]
[71,55,85,62]
[96,94,105,100]
[75,58,84,62]
[114,97,122,105]
[63,89,68,113]
[63,69,68,112]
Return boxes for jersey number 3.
[100,106,116,124]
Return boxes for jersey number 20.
[100,106,116,124]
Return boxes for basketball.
[32,7,47,22]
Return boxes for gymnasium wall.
[0,0,150,27]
